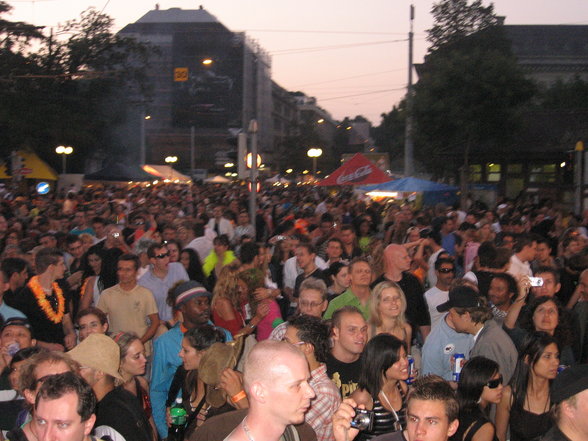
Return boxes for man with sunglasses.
[139,242,189,323]
[424,257,455,330]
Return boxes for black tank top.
[509,400,553,441]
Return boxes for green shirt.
[323,288,370,320]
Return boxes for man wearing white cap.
[68,333,152,441]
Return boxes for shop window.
[486,163,501,182]
[529,163,557,183]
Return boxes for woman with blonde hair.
[211,262,266,337]
[369,281,412,351]
[114,332,157,441]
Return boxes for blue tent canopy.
[362,177,458,206]
[361,177,458,192]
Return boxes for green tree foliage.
[0,3,154,172]
[413,1,535,177]
[373,103,406,161]
[427,0,500,51]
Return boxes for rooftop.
[136,6,219,24]
[505,25,588,59]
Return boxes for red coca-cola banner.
[318,153,391,186]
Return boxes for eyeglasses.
[281,337,305,346]
[438,268,455,273]
[299,301,324,309]
[486,375,503,389]
[155,252,170,259]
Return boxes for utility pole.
[574,140,584,214]
[404,4,415,177]
[190,126,195,177]
[248,119,258,239]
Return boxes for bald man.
[371,244,431,340]
[225,341,316,441]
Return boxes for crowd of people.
[0,182,586,441]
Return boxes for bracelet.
[248,322,256,329]
[231,390,247,403]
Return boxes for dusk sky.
[6,0,588,125]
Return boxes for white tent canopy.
[204,175,231,183]
[142,165,191,183]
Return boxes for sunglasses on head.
[155,252,170,259]
[486,375,503,389]
[438,268,455,273]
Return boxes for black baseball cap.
[437,286,482,312]
[1,317,32,332]
[551,364,588,403]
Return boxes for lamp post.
[307,148,323,176]
[165,155,178,181]
[55,145,73,174]
[140,113,151,165]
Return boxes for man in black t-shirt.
[325,306,367,397]
[13,248,76,351]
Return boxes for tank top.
[357,386,407,441]
[509,400,553,441]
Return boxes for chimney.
[155,3,159,10]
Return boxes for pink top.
[256,300,283,341]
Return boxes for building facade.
[118,6,272,173]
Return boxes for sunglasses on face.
[155,252,170,259]
[438,268,455,273]
[486,375,503,389]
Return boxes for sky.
[5,0,588,125]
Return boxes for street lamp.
[165,156,178,181]
[55,145,73,174]
[307,148,323,176]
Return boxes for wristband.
[231,390,247,403]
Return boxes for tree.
[373,103,406,162]
[0,5,154,172]
[413,1,535,202]
[427,0,500,51]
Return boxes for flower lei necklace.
[28,276,65,323]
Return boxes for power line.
[270,38,407,55]
[319,87,406,102]
[292,69,405,88]
[245,28,408,36]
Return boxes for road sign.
[174,67,188,82]
[36,182,50,194]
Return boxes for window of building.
[469,164,482,182]
[486,163,501,182]
[529,164,557,183]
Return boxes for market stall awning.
[84,163,154,182]
[204,175,231,183]
[0,150,58,180]
[142,165,191,183]
[362,177,458,192]
[317,153,391,186]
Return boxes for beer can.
[453,353,465,382]
[406,355,415,384]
